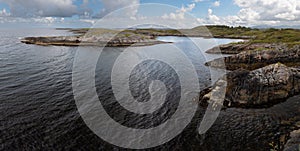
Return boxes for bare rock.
[206,43,279,54]
[284,129,300,151]
[206,44,300,70]
[200,63,300,108]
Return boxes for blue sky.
[0,0,299,28]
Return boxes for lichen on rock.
[200,63,300,108]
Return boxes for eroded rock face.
[200,63,300,108]
[284,129,300,151]
[206,45,300,70]
[206,43,279,54]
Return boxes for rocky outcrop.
[21,34,168,47]
[200,63,300,108]
[206,43,279,54]
[284,128,300,151]
[206,45,300,70]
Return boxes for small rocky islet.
[21,30,168,47]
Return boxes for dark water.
[1,29,299,150]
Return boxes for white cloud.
[0,0,142,19]
[162,3,195,20]
[213,1,220,7]
[193,0,205,2]
[78,0,93,18]
[198,0,300,27]
[0,8,10,17]
[80,19,96,25]
[207,9,220,24]
[196,18,205,24]
[233,0,300,25]
[96,0,140,18]
[0,0,299,28]
[181,3,196,12]
[34,17,57,24]
[0,16,64,24]
[0,0,78,17]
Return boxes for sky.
[0,0,299,28]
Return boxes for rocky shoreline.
[200,63,300,108]
[202,41,300,150]
[206,42,277,54]
[206,44,300,71]
[21,26,300,150]
[21,27,255,47]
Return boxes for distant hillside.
[193,25,300,46]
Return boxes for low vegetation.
[65,25,300,47]
[199,25,300,46]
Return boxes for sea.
[1,28,299,150]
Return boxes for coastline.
[196,27,300,150]
[21,29,170,47]
[21,26,253,47]
[18,26,300,150]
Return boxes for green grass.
[251,28,300,43]
[200,26,300,46]
[204,25,254,36]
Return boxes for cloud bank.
[202,0,300,27]
[0,0,299,28]
[96,0,140,18]
[162,3,195,20]
[0,0,78,17]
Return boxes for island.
[21,28,169,47]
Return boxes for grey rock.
[206,44,300,70]
[284,129,300,151]
[200,63,300,108]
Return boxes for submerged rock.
[200,63,300,108]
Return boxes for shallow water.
[1,29,299,150]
